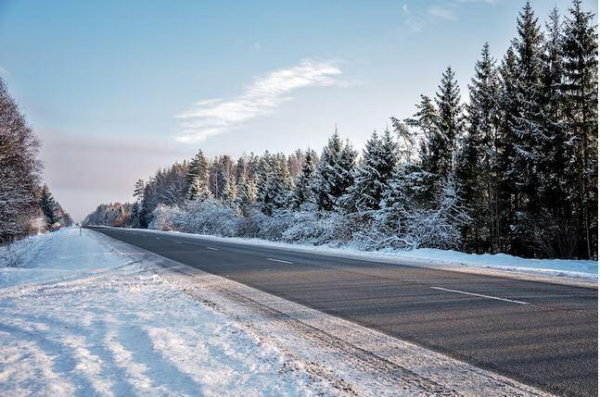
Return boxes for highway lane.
[91,227,598,397]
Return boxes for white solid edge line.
[206,246,220,251]
[430,286,529,305]
[267,258,294,265]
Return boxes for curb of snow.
[93,229,556,397]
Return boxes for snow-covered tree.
[311,131,357,212]
[0,77,42,242]
[343,129,398,212]
[39,185,59,226]
[291,149,317,210]
[561,0,598,258]
[186,149,211,200]
[455,43,501,252]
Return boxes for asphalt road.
[91,227,598,397]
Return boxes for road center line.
[205,246,220,251]
[430,286,529,305]
[267,258,293,265]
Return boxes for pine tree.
[507,1,545,255]
[435,66,464,175]
[562,0,598,258]
[456,43,501,252]
[343,129,398,212]
[235,176,257,214]
[256,152,273,215]
[419,67,463,205]
[311,131,357,212]
[292,149,317,210]
[269,154,293,211]
[133,179,145,200]
[496,45,521,253]
[186,150,210,200]
[403,95,439,205]
[39,185,58,226]
[530,7,575,257]
[0,77,41,242]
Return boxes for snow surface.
[0,227,556,397]
[0,228,347,396]
[133,228,598,284]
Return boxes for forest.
[0,79,72,245]
[84,1,598,259]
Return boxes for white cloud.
[427,5,457,21]
[176,60,344,143]
[403,0,497,30]
[402,3,424,32]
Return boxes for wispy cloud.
[402,4,424,32]
[176,60,344,143]
[427,5,457,21]
[402,0,497,31]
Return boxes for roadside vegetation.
[0,79,72,246]
[85,1,597,260]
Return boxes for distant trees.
[0,78,71,243]
[83,203,133,227]
[86,1,597,259]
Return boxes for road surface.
[91,227,598,397]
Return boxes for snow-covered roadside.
[0,228,352,396]
[130,227,598,285]
[0,228,556,397]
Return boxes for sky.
[0,0,596,221]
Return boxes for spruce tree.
[344,129,398,212]
[186,150,210,200]
[562,0,598,258]
[419,67,463,205]
[269,153,293,211]
[39,185,59,226]
[508,1,545,254]
[311,131,357,212]
[456,43,501,252]
[292,149,317,210]
[235,176,257,215]
[403,95,439,205]
[256,153,273,215]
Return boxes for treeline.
[83,202,134,227]
[86,1,597,259]
[0,78,72,244]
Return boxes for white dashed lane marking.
[430,287,529,305]
[267,258,294,265]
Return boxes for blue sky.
[0,0,596,220]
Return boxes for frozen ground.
[0,228,556,396]
[137,228,598,284]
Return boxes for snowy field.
[136,228,598,285]
[0,228,340,396]
[0,228,557,396]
